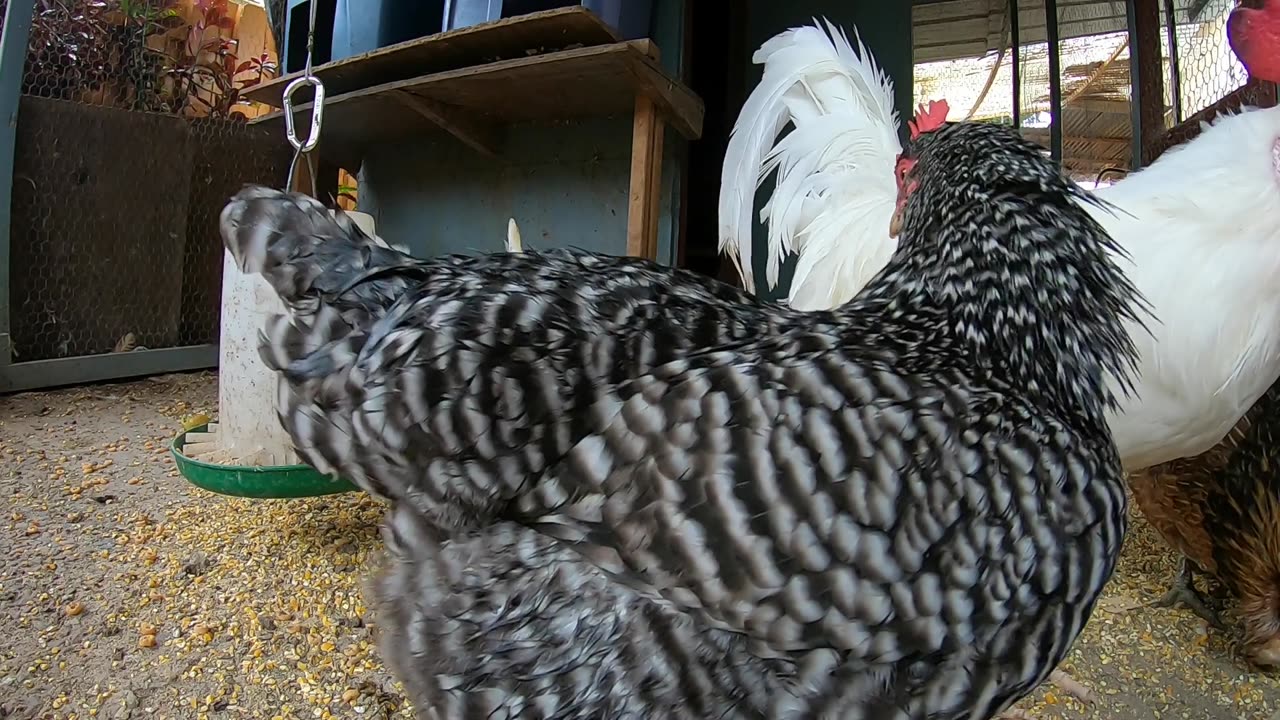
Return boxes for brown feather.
[1130,380,1280,666]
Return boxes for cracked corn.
[1,370,1279,718]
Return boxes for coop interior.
[912,0,1270,186]
[1,0,1279,717]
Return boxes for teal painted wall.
[743,1,914,300]
[359,0,687,265]
[360,118,664,259]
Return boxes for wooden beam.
[257,41,705,143]
[963,6,1010,121]
[1063,38,1128,107]
[390,90,504,157]
[1022,129,1130,154]
[1131,0,1165,168]
[626,95,664,261]
[244,6,621,107]
[1066,98,1131,115]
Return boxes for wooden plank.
[183,441,219,458]
[253,41,704,168]
[912,18,991,48]
[1067,98,1131,115]
[912,0,989,24]
[1023,129,1130,154]
[626,95,663,260]
[1132,0,1165,167]
[390,90,504,157]
[914,41,990,64]
[646,117,665,261]
[244,7,621,108]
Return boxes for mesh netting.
[913,0,1272,186]
[7,0,291,365]
[1163,0,1249,123]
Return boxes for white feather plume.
[506,218,524,253]
[718,17,901,305]
[726,18,1280,475]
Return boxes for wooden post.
[627,94,665,261]
[1130,0,1165,168]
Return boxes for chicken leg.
[1154,557,1224,629]
[1046,669,1095,704]
[996,669,1095,719]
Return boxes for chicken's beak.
[888,207,903,239]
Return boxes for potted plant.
[168,0,293,344]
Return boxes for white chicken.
[719,18,1280,475]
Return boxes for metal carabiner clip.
[283,75,326,153]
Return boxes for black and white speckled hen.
[220,114,1147,719]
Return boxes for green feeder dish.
[171,425,359,498]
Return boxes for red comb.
[908,99,950,139]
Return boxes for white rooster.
[720,18,1280,473]
[719,15,1280,704]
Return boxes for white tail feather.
[719,18,901,308]
[507,218,524,253]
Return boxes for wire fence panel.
[1164,0,1248,122]
[4,0,290,379]
[914,0,1135,185]
[1150,0,1276,162]
[911,0,1274,188]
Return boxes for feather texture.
[719,19,901,306]
[1131,377,1280,667]
[721,19,1280,473]
[224,117,1145,719]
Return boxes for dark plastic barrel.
[331,0,446,63]
[443,0,652,40]
[283,0,335,74]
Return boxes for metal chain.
[283,0,326,196]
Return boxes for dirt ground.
[0,371,1276,719]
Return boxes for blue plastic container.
[283,0,447,74]
[331,0,446,63]
[442,0,652,40]
[283,0,335,74]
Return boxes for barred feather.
[222,119,1145,719]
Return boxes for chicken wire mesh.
[3,0,292,372]
[913,0,1136,184]
[1162,0,1249,123]
[914,0,1268,186]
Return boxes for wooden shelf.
[252,40,704,167]
[243,6,620,109]
[249,10,704,266]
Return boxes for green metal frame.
[0,0,219,395]
[1,345,219,393]
[0,0,35,388]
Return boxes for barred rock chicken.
[222,116,1145,718]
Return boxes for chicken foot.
[1154,557,1224,629]
[1045,669,1095,704]
[995,669,1096,719]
